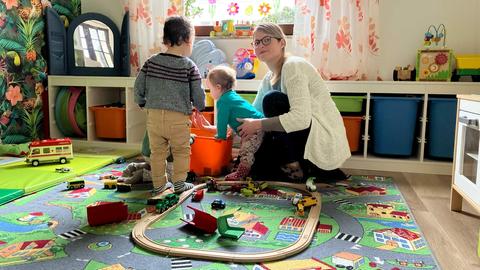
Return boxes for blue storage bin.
[371,96,421,156]
[427,97,457,159]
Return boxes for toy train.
[154,194,179,214]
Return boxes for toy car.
[116,183,132,192]
[103,179,117,189]
[211,199,226,210]
[192,189,204,202]
[56,167,71,173]
[292,193,303,205]
[67,179,84,190]
[306,177,317,192]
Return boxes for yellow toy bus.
[67,179,85,190]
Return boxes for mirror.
[73,20,114,68]
[46,9,130,76]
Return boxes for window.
[43,148,50,154]
[56,147,62,152]
[32,149,40,155]
[186,0,295,35]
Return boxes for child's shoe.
[173,181,194,194]
[224,164,250,181]
[150,182,173,197]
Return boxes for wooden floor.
[345,169,480,270]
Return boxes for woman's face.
[252,30,285,63]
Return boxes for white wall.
[83,0,480,80]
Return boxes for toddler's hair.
[207,66,237,91]
[163,16,193,47]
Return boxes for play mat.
[0,162,440,270]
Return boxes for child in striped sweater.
[134,16,205,196]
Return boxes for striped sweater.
[134,53,205,114]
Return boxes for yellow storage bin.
[205,90,214,107]
[455,54,480,69]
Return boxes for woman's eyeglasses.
[251,36,282,48]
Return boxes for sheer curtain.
[292,0,381,80]
[124,0,184,75]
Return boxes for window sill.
[195,24,293,37]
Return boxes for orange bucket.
[90,106,126,139]
[190,127,232,176]
[342,116,362,152]
[190,111,214,125]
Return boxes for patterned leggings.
[238,130,264,168]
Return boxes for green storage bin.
[332,95,365,113]
[239,93,256,104]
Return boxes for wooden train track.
[132,181,321,263]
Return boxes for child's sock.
[151,182,173,196]
[173,181,194,194]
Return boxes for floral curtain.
[292,0,380,80]
[0,0,80,144]
[125,0,183,75]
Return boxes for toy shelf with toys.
[48,75,480,175]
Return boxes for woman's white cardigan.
[253,56,351,170]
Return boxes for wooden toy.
[181,205,217,234]
[155,194,179,214]
[103,179,117,189]
[66,179,84,190]
[25,138,73,166]
[116,183,132,192]
[87,201,128,226]
[217,213,245,239]
[393,65,416,81]
[416,49,452,81]
[192,189,204,202]
[132,181,321,263]
[452,54,480,82]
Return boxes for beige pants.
[146,109,191,189]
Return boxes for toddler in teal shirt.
[193,66,264,180]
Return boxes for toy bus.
[25,138,73,167]
[67,179,85,190]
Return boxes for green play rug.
[0,148,139,204]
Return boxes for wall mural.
[0,0,80,145]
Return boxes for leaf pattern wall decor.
[0,0,79,144]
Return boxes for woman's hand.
[237,118,262,139]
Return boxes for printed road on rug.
[0,163,440,270]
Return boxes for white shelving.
[48,75,144,149]
[48,76,480,174]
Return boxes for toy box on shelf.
[452,54,480,82]
[416,24,452,81]
[89,103,126,140]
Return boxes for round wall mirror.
[73,20,114,68]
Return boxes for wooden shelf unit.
[48,76,480,174]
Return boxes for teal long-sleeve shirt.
[216,90,264,139]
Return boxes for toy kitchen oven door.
[453,98,480,208]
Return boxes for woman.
[237,23,351,182]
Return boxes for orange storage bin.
[90,106,126,139]
[342,116,362,152]
[190,127,232,176]
[191,111,214,125]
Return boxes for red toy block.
[180,205,217,234]
[87,201,128,226]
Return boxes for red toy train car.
[87,201,128,226]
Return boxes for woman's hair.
[207,66,237,91]
[163,16,193,46]
[253,22,287,40]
